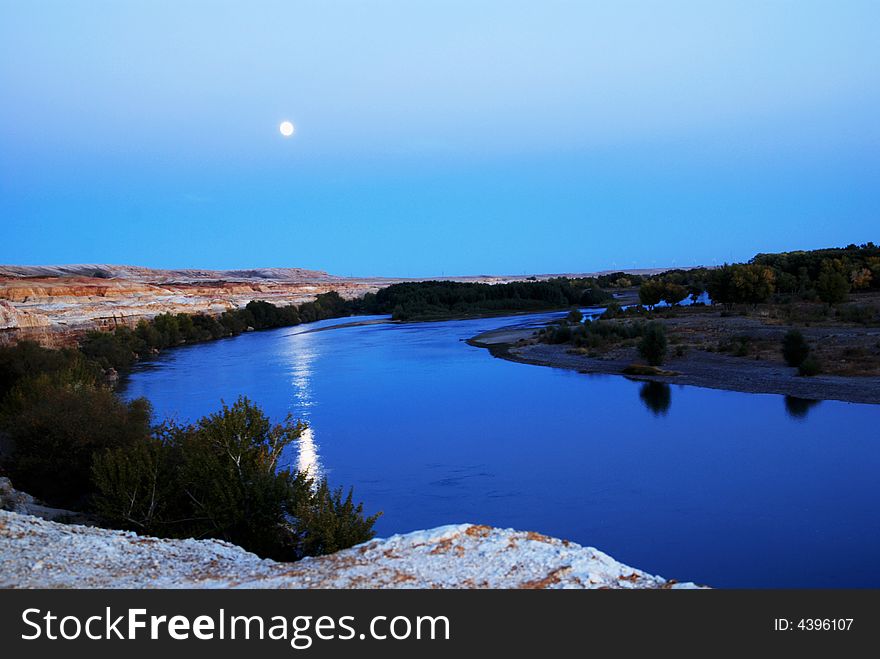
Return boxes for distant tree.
[135,318,163,349]
[175,313,196,341]
[80,330,136,371]
[152,313,182,347]
[781,330,810,367]
[775,271,799,296]
[638,280,664,309]
[638,322,667,366]
[579,288,612,306]
[731,264,776,306]
[661,283,688,306]
[850,268,872,290]
[246,300,282,329]
[219,310,248,335]
[566,308,583,323]
[707,264,775,306]
[816,260,850,304]
[600,301,622,319]
[549,324,572,344]
[706,266,736,306]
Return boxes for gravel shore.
[471,326,880,405]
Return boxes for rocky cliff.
[0,265,391,346]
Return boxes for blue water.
[123,311,880,588]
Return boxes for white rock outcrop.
[0,507,701,589]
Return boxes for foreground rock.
[0,509,700,589]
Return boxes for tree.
[707,264,775,306]
[816,260,850,304]
[637,322,667,366]
[706,266,736,306]
[580,288,612,306]
[80,329,136,371]
[850,267,872,290]
[731,264,775,306]
[566,308,583,323]
[661,283,688,306]
[246,300,282,329]
[548,324,572,344]
[152,313,182,347]
[638,280,664,309]
[781,330,810,367]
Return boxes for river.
[123,311,880,587]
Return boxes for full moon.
[279,120,295,137]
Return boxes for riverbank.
[470,313,880,405]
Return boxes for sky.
[1,1,878,277]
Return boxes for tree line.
[636,243,879,308]
[366,278,613,321]
[79,291,358,374]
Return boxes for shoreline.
[469,327,880,406]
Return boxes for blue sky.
[2,1,878,276]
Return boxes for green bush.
[90,436,177,531]
[566,308,583,323]
[294,480,380,557]
[836,304,878,325]
[638,280,664,309]
[547,324,572,344]
[1,374,151,508]
[579,288,613,306]
[92,397,378,561]
[0,341,99,400]
[638,322,668,366]
[816,261,850,304]
[781,330,810,367]
[80,329,137,371]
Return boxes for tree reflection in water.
[639,381,671,416]
[784,396,821,420]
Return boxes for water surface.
[124,311,880,588]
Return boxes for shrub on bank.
[782,330,810,367]
[0,341,99,400]
[546,324,572,344]
[0,374,151,508]
[92,397,379,561]
[638,322,668,366]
